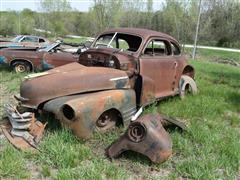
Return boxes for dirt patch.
[0,85,17,118]
[25,161,42,179]
[148,167,171,178]
[0,128,7,152]
[211,57,240,67]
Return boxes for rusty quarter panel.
[2,50,44,67]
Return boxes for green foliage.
[0,0,240,48]
[0,11,19,36]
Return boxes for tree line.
[0,0,239,48]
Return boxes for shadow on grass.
[0,64,11,72]
[39,112,62,131]
[115,150,152,166]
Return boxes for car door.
[139,38,177,98]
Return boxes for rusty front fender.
[43,89,136,139]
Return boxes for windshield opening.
[93,33,142,52]
[11,36,23,42]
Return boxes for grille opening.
[62,104,75,120]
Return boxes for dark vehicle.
[0,35,49,49]
[0,42,79,73]
[15,28,197,139]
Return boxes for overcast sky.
[0,0,164,12]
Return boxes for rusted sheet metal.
[43,89,136,139]
[106,114,172,163]
[41,52,78,71]
[0,43,79,72]
[1,104,46,151]
[161,115,187,130]
[94,28,179,58]
[18,63,130,109]
[0,48,45,66]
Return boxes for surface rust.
[43,89,136,139]
[106,114,173,163]
[1,104,46,151]
[0,43,78,71]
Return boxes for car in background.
[0,35,49,49]
[0,42,79,73]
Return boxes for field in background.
[0,46,239,179]
[184,47,240,66]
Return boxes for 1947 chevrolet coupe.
[15,28,197,139]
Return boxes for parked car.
[15,28,197,139]
[0,42,79,73]
[0,35,49,49]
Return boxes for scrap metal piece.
[1,104,46,151]
[106,114,173,163]
[161,115,188,131]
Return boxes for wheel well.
[98,108,123,126]
[182,65,195,78]
[10,59,34,71]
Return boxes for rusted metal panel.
[0,43,79,72]
[106,114,172,163]
[1,104,46,151]
[43,89,136,139]
[93,28,180,57]
[42,52,78,70]
[19,63,130,109]
[0,48,45,67]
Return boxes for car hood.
[19,62,130,108]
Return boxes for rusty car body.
[0,42,79,73]
[0,35,49,49]
[15,28,197,139]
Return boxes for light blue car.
[0,35,49,49]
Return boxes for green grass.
[0,50,239,179]
[184,47,240,63]
[0,143,29,178]
[62,37,90,44]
